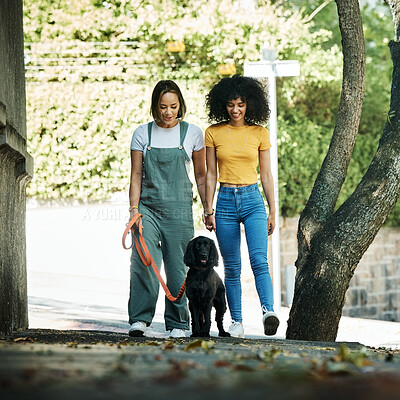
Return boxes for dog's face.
[194,237,213,267]
[184,236,218,269]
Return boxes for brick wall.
[279,217,400,322]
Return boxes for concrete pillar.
[0,0,34,334]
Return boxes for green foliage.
[23,0,399,226]
[26,82,141,199]
[359,5,393,137]
[23,0,340,84]
[277,113,332,217]
[277,1,399,226]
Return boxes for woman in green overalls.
[128,80,206,338]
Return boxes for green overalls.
[128,121,194,331]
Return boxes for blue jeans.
[215,183,274,322]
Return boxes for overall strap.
[179,121,190,162]
[147,121,190,161]
[147,121,153,148]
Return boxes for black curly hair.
[205,75,270,125]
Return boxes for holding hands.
[202,209,215,232]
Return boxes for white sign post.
[244,56,300,311]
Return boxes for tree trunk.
[286,0,367,341]
[287,0,400,341]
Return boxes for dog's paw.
[219,331,231,337]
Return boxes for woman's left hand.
[267,214,275,235]
[204,215,216,232]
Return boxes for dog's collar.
[192,265,207,271]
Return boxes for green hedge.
[26,81,205,200]
[23,0,399,226]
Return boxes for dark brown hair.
[150,80,187,123]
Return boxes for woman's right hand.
[129,209,142,230]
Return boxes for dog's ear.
[184,239,196,267]
[209,239,219,267]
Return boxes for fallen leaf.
[184,339,203,351]
[233,364,255,372]
[201,340,215,351]
[260,347,282,360]
[336,344,370,368]
[13,337,34,343]
[214,360,230,367]
[164,341,174,350]
[184,339,214,352]
[155,360,187,383]
[142,341,160,346]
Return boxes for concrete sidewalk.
[26,200,400,349]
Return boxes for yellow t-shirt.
[205,123,271,184]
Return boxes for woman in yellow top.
[204,75,279,338]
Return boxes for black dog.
[184,236,230,338]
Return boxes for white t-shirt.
[130,121,204,173]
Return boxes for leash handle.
[122,213,144,250]
[122,213,186,302]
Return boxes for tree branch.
[323,40,400,269]
[385,0,400,40]
[298,0,365,239]
[304,0,334,23]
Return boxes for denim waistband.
[218,183,259,193]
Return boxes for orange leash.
[122,213,186,302]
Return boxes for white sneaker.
[262,311,279,336]
[228,321,244,338]
[169,328,187,338]
[129,321,147,337]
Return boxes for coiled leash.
[122,213,186,302]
